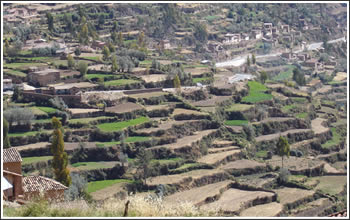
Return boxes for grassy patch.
[87,179,133,193]
[150,157,182,165]
[97,117,150,132]
[308,176,347,195]
[139,60,152,65]
[70,161,117,171]
[291,97,307,103]
[22,156,52,165]
[171,163,200,172]
[272,65,295,81]
[29,107,48,116]
[205,15,220,21]
[296,112,308,119]
[69,116,114,124]
[85,74,119,80]
[4,62,46,70]
[321,127,342,149]
[224,120,248,126]
[282,104,297,112]
[242,81,273,104]
[255,150,267,158]
[104,79,140,86]
[82,56,100,62]
[193,77,212,83]
[225,104,253,112]
[4,69,27,77]
[8,130,51,137]
[37,106,57,114]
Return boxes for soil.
[273,187,315,206]
[240,202,283,217]
[197,149,241,166]
[105,102,144,113]
[311,118,329,134]
[255,129,312,142]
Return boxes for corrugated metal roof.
[3,148,22,163]
[23,176,68,193]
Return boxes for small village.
[2,2,348,218]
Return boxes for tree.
[74,47,81,56]
[117,31,124,46]
[138,31,145,48]
[51,117,71,187]
[46,12,54,31]
[252,53,256,64]
[111,31,117,44]
[102,45,110,61]
[108,42,116,53]
[173,74,181,94]
[276,136,290,169]
[67,54,75,69]
[260,71,268,84]
[292,68,305,86]
[78,61,88,77]
[194,22,208,44]
[79,23,89,45]
[134,147,153,185]
[12,86,22,102]
[227,11,234,18]
[111,55,118,73]
[246,55,251,67]
[3,118,11,149]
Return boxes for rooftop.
[23,176,68,193]
[3,148,22,163]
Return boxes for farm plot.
[333,72,347,81]
[135,120,198,135]
[236,173,278,188]
[4,62,48,71]
[192,96,232,107]
[88,179,132,200]
[321,127,343,149]
[138,74,167,83]
[68,108,101,115]
[128,91,167,99]
[172,108,208,116]
[265,156,325,175]
[255,129,312,142]
[305,175,347,196]
[251,117,295,125]
[22,156,52,165]
[242,81,273,104]
[144,104,170,111]
[273,187,315,207]
[96,136,151,147]
[149,129,217,151]
[200,188,275,214]
[15,142,50,152]
[97,117,150,132]
[225,103,254,112]
[197,149,241,167]
[240,202,283,217]
[220,160,266,175]
[104,79,141,87]
[69,161,120,171]
[311,118,329,135]
[69,116,115,125]
[184,67,211,76]
[64,142,103,151]
[4,69,27,77]
[163,180,233,206]
[208,146,240,154]
[146,169,228,188]
[224,120,248,126]
[105,102,144,114]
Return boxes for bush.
[64,173,91,202]
[278,168,290,184]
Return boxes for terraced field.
[240,202,283,217]
[105,102,144,114]
[255,129,312,142]
[197,149,241,167]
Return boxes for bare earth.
[68,108,101,114]
[172,108,208,116]
[105,102,144,114]
[138,74,167,83]
[274,187,315,206]
[220,160,266,171]
[255,129,312,142]
[311,118,329,134]
[192,95,232,107]
[208,146,240,154]
[16,142,50,151]
[240,202,283,217]
[266,155,325,172]
[136,120,198,134]
[163,180,232,206]
[200,188,275,214]
[197,149,241,166]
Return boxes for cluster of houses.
[3,6,38,24]
[3,148,68,203]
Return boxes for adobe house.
[3,148,68,203]
[304,58,318,69]
[3,148,23,201]
[91,40,107,50]
[158,40,171,50]
[23,176,68,202]
[223,33,241,44]
[281,24,290,33]
[28,69,61,87]
[3,78,13,91]
[49,82,98,95]
[281,52,295,60]
[264,23,273,30]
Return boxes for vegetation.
[224,120,249,126]
[51,117,71,187]
[3,117,11,148]
[276,136,290,169]
[97,117,149,132]
[87,179,133,193]
[242,81,273,103]
[22,156,52,165]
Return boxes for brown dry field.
[64,142,100,151]
[197,149,241,166]
[255,129,312,142]
[208,146,240,154]
[128,91,167,99]
[271,91,289,101]
[184,67,211,76]
[68,108,101,114]
[333,72,347,81]
[323,163,341,174]
[163,180,232,206]
[251,117,295,125]
[200,188,275,213]
[192,95,232,107]
[311,118,329,134]
[91,182,128,201]
[239,202,283,217]
[105,102,144,114]
[290,138,318,150]
[146,169,226,187]
[16,142,50,151]
[149,129,217,151]
[220,159,266,171]
[136,120,198,134]
[144,104,170,111]
[138,74,167,83]
[274,187,315,205]
[172,108,208,116]
[266,155,324,171]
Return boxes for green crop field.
[29,107,48,116]
[255,150,268,158]
[37,106,57,114]
[322,127,342,149]
[87,179,133,193]
[4,69,27,77]
[150,157,182,165]
[97,117,150,132]
[22,156,52,165]
[81,56,100,61]
[272,65,295,81]
[4,62,46,70]
[205,15,220,21]
[85,74,119,80]
[282,104,297,112]
[296,112,308,119]
[104,79,140,86]
[193,77,212,83]
[224,120,249,126]
[8,130,51,137]
[242,81,273,104]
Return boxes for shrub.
[278,168,290,184]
